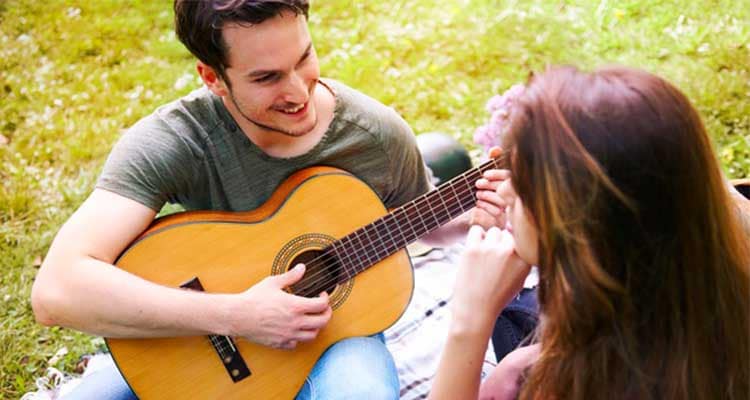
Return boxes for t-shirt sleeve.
[379,111,432,208]
[95,115,200,211]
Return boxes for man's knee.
[309,336,399,399]
[332,375,399,399]
[341,381,399,399]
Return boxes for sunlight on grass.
[1,0,748,396]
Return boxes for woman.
[430,66,750,400]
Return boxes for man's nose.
[283,72,308,104]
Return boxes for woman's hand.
[451,225,532,332]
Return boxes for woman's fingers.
[466,225,485,246]
[485,226,503,243]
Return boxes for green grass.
[1,0,748,397]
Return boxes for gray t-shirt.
[96,79,431,213]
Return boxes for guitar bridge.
[180,277,251,382]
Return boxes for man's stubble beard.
[227,89,317,138]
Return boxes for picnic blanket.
[23,243,536,399]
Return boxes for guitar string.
[209,334,231,357]
[215,338,230,357]
[288,158,503,297]
[211,334,241,359]
[288,160,499,297]
[289,170,480,296]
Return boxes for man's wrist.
[201,292,240,337]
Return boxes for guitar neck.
[330,156,506,283]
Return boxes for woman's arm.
[429,226,531,400]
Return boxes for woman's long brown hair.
[505,66,749,400]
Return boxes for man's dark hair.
[174,0,309,83]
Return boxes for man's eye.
[255,74,278,83]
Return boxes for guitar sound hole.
[288,249,341,298]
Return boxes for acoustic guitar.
[106,156,503,399]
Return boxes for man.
[31,1,507,399]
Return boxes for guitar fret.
[415,202,431,238]
[368,225,383,263]
[378,216,394,253]
[448,181,467,215]
[370,222,385,256]
[386,216,400,253]
[344,234,361,278]
[391,208,416,247]
[436,188,452,222]
[385,213,408,250]
[375,218,396,256]
[372,223,389,261]
[403,208,419,244]
[355,229,374,267]
[342,238,361,281]
[365,223,384,260]
[461,174,476,205]
[424,194,441,229]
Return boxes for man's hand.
[471,147,510,230]
[229,264,332,350]
[472,168,510,229]
[420,148,510,246]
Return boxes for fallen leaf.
[19,355,29,365]
[33,255,43,268]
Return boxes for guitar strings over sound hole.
[288,249,341,298]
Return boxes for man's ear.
[197,61,229,97]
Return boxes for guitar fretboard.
[328,156,505,284]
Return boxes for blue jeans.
[62,334,399,400]
[491,287,539,362]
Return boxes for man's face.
[220,11,320,137]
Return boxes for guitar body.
[106,167,414,399]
